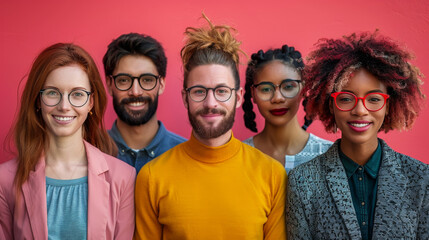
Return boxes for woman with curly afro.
[286,31,428,239]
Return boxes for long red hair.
[13,43,116,192]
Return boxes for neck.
[258,116,309,155]
[45,133,86,165]
[192,129,233,147]
[340,136,379,166]
[116,115,159,149]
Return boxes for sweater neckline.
[183,132,242,163]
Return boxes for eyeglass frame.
[185,85,237,102]
[330,92,390,112]
[110,73,161,91]
[39,88,92,107]
[252,79,302,101]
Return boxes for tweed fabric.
[286,139,429,240]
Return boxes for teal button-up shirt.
[339,140,382,240]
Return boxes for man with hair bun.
[134,15,287,240]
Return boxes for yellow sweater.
[134,133,287,240]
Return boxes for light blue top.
[46,176,88,240]
[243,133,332,173]
[109,120,187,173]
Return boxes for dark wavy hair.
[304,31,425,133]
[103,33,167,78]
[243,45,306,132]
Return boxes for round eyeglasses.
[111,73,160,91]
[40,88,92,107]
[252,79,302,101]
[331,92,390,112]
[186,85,237,102]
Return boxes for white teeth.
[129,102,144,107]
[350,123,370,128]
[54,116,74,121]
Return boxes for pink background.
[1,0,428,164]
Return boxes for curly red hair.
[303,31,425,133]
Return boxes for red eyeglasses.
[331,92,390,112]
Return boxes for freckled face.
[332,69,388,146]
[41,65,93,139]
[252,61,302,127]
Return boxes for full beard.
[188,104,236,140]
[113,95,158,126]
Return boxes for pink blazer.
[0,141,136,239]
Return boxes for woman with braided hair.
[286,31,428,239]
[243,45,332,173]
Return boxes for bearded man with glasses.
[134,15,287,240]
[103,33,186,173]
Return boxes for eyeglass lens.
[334,92,387,111]
[114,74,158,91]
[41,89,90,107]
[254,80,300,101]
[188,86,233,102]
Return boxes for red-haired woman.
[286,32,428,239]
[0,43,136,239]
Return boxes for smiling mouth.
[53,115,75,123]
[128,102,145,107]
[349,122,370,128]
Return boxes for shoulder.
[86,142,136,181]
[242,136,254,147]
[0,159,18,187]
[241,142,285,175]
[159,121,187,143]
[381,140,429,181]
[308,134,333,147]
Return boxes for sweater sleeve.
[134,164,162,240]
[286,169,312,239]
[263,162,287,240]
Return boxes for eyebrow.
[341,89,385,95]
[42,86,90,91]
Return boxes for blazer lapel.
[372,141,407,238]
[21,158,48,239]
[324,145,362,239]
[85,141,110,240]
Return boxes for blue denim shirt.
[108,120,187,173]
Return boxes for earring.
[89,111,93,116]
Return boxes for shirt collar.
[339,139,382,179]
[109,120,167,156]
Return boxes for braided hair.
[243,45,306,132]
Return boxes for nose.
[351,98,368,116]
[57,94,72,111]
[270,87,286,103]
[203,89,218,109]
[128,78,143,96]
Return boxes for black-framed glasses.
[252,79,302,101]
[40,88,92,107]
[185,85,237,102]
[111,73,160,91]
[331,92,390,112]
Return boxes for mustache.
[121,96,151,105]
[196,107,226,115]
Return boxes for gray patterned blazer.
[286,139,429,239]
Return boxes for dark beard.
[188,103,236,139]
[113,95,158,126]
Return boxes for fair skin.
[332,68,388,166]
[251,61,308,165]
[107,55,165,149]
[41,65,93,179]
[182,64,243,147]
